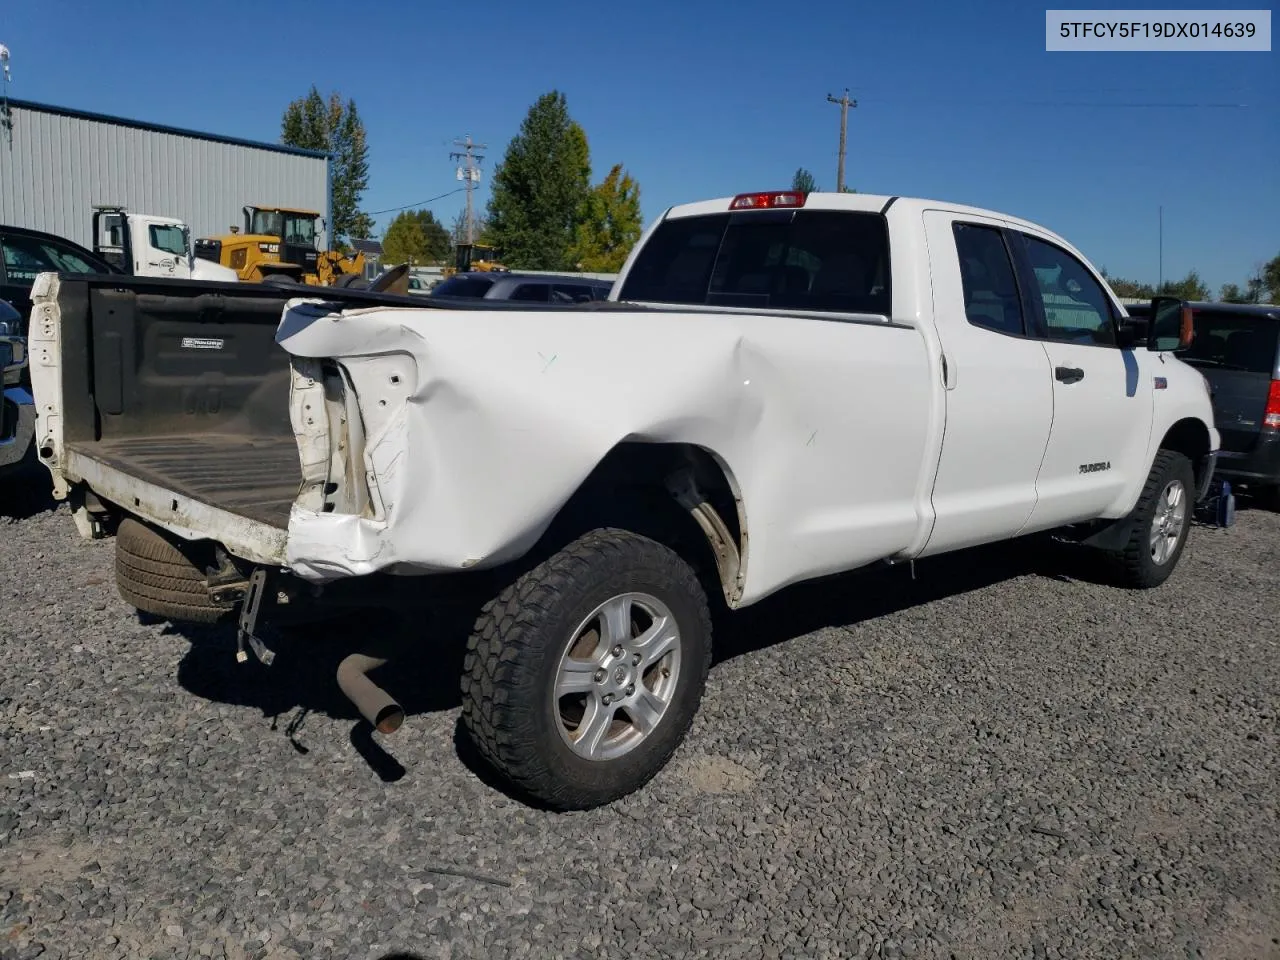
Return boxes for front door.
[138,220,188,278]
[1013,230,1155,530]
[919,210,1055,556]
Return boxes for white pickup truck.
[29,190,1218,809]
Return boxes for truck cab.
[91,206,239,283]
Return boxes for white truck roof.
[663,191,1079,257]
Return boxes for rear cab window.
[618,209,892,316]
[1179,310,1280,374]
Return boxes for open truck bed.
[27,273,449,562]
[66,435,302,528]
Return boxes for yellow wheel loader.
[440,242,508,280]
[194,206,366,286]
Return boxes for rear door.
[1012,230,1155,528]
[1178,308,1280,453]
[919,210,1055,556]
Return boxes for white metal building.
[0,99,331,251]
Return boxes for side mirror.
[1147,296,1194,352]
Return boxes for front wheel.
[460,528,713,810]
[1104,449,1195,589]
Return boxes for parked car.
[1,223,120,333]
[30,190,1218,811]
[1127,300,1280,505]
[1,297,34,479]
[430,271,613,302]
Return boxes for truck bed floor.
[67,435,301,530]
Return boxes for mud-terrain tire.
[115,518,227,624]
[1104,449,1195,589]
[460,528,713,811]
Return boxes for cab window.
[1018,234,1117,347]
[953,223,1025,337]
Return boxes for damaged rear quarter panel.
[276,301,935,604]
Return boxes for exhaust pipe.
[337,653,405,734]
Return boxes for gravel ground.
[2,478,1278,960]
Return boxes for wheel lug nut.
[612,645,624,657]
[593,669,606,683]
[632,654,641,665]
[602,693,613,705]
[625,683,635,696]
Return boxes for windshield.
[250,209,282,237]
[282,214,317,247]
[148,224,189,258]
[1177,310,1279,373]
[249,209,317,247]
[617,209,892,315]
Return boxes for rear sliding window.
[1178,310,1280,374]
[618,210,891,316]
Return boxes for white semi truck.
[91,206,238,283]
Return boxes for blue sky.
[2,0,1276,292]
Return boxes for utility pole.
[450,135,487,245]
[825,88,856,192]
[1158,205,1163,290]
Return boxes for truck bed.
[67,435,301,529]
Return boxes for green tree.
[485,91,592,270]
[1219,282,1244,302]
[569,164,643,272]
[792,168,818,192]
[1102,271,1156,299]
[1157,270,1210,301]
[1264,253,1280,303]
[381,209,451,265]
[281,86,372,244]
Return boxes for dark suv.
[430,272,613,303]
[1128,300,1280,504]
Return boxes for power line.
[850,96,1249,108]
[366,188,467,217]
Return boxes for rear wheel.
[460,528,712,810]
[115,518,228,624]
[1103,449,1195,589]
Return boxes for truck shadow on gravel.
[0,460,58,521]
[163,530,1167,787]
